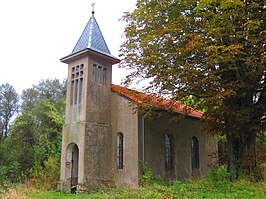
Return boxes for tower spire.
[91,3,95,15]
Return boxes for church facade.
[58,11,217,192]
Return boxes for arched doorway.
[66,143,79,193]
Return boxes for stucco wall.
[86,55,112,124]
[83,122,113,188]
[111,93,140,188]
[60,122,86,191]
[65,57,89,123]
[143,115,217,182]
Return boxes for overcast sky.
[0,0,136,93]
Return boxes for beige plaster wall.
[65,57,89,123]
[111,93,140,188]
[143,115,217,182]
[60,122,86,190]
[83,122,113,188]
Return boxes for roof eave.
[111,85,203,119]
[60,48,120,65]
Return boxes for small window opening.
[117,133,124,169]
[191,136,199,169]
[164,134,174,170]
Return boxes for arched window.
[191,136,199,169]
[116,133,123,169]
[164,134,174,170]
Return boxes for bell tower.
[59,7,120,192]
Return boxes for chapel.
[58,9,217,192]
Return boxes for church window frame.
[70,64,84,105]
[191,136,200,169]
[116,133,124,169]
[93,64,97,82]
[93,63,107,84]
[164,134,174,171]
[103,68,107,84]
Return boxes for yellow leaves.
[244,20,262,31]
[208,45,218,52]
[259,30,266,35]
[222,44,244,58]
[207,44,244,62]
[156,29,165,34]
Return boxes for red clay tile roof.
[111,84,203,119]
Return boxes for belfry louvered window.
[164,134,174,170]
[70,64,84,105]
[116,133,123,169]
[191,136,199,169]
[93,64,107,84]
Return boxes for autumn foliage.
[120,0,265,179]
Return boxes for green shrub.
[207,165,230,183]
[0,166,9,189]
[140,161,153,186]
[0,162,21,190]
[8,161,21,183]
[28,156,60,191]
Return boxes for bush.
[207,165,230,183]
[0,166,9,189]
[27,156,60,191]
[140,162,153,186]
[0,162,21,190]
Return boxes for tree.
[120,0,265,179]
[20,79,66,160]
[0,83,19,143]
[0,79,66,187]
[5,114,36,173]
[21,78,66,112]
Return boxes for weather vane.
[91,2,95,14]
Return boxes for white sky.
[0,0,136,93]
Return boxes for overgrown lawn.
[1,166,265,199]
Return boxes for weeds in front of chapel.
[1,166,265,199]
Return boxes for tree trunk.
[227,132,240,180]
[226,131,256,180]
[242,133,257,175]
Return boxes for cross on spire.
[91,3,95,15]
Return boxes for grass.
[1,166,266,199]
[2,178,264,199]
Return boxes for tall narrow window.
[164,134,174,170]
[79,78,83,104]
[70,64,84,105]
[191,136,199,169]
[93,64,97,82]
[92,64,107,84]
[71,80,74,105]
[98,66,102,83]
[103,68,107,84]
[117,133,123,169]
[74,79,78,104]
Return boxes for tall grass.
[1,165,265,199]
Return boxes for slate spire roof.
[72,10,111,55]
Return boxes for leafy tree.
[20,88,39,112]
[31,98,64,159]
[0,83,19,143]
[18,79,66,167]
[21,78,66,112]
[0,79,65,179]
[5,114,36,173]
[120,0,265,179]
